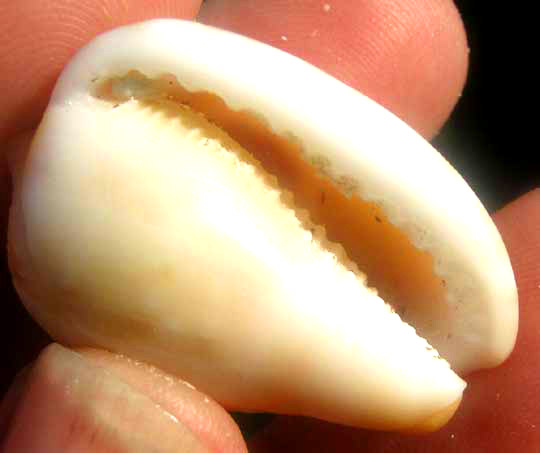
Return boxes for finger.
[249,189,540,452]
[1,344,247,453]
[198,0,469,139]
[0,0,202,144]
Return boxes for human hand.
[1,1,537,451]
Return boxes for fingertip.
[494,188,540,274]
[4,344,212,452]
[492,188,540,378]
[1,344,247,453]
[78,347,248,453]
[199,0,469,138]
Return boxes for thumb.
[0,343,246,453]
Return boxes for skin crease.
[0,0,537,451]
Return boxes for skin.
[0,0,537,451]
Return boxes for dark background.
[434,1,536,212]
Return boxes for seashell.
[8,19,518,432]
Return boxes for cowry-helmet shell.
[8,19,517,431]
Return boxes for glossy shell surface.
[8,20,518,431]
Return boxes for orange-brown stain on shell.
[96,71,448,325]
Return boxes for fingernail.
[2,344,210,452]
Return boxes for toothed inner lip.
[91,70,453,365]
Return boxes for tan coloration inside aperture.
[94,71,449,337]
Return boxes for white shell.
[8,20,517,431]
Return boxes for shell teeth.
[8,19,517,432]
